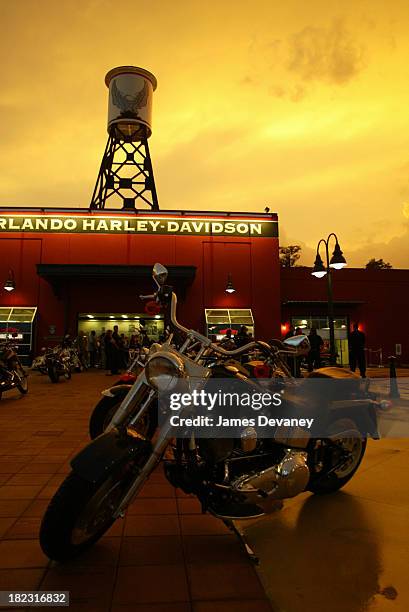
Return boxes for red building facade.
[0,208,280,359]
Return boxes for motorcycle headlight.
[145,353,185,391]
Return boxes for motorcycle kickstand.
[223,519,259,565]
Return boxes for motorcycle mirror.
[152,263,168,287]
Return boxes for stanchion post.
[388,356,400,399]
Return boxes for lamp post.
[311,234,346,366]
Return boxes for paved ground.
[1,369,408,612]
[240,438,409,611]
[0,371,272,612]
[238,365,409,612]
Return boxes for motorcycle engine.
[231,449,310,508]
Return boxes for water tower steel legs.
[89,133,159,210]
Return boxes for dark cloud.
[344,222,409,268]
[287,20,365,85]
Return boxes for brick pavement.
[0,370,272,612]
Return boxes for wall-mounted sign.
[0,215,278,238]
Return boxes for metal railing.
[366,347,383,368]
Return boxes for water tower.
[90,66,159,210]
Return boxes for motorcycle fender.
[70,428,152,484]
[329,400,379,438]
[101,384,132,398]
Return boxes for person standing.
[104,329,118,375]
[88,330,97,368]
[220,329,235,350]
[349,323,366,378]
[111,326,122,375]
[307,327,324,372]
[235,325,250,348]
[99,332,106,369]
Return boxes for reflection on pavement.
[241,492,382,612]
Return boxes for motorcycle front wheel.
[307,417,367,494]
[39,470,131,561]
[15,364,28,394]
[89,392,157,440]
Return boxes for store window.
[291,315,349,366]
[205,308,254,340]
[78,313,164,343]
[0,307,37,365]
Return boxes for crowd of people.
[75,326,153,375]
[76,321,367,378]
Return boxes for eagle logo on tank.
[111,79,149,119]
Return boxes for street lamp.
[311,234,347,365]
[225,273,236,294]
[3,269,15,292]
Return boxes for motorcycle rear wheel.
[39,471,129,561]
[307,417,366,494]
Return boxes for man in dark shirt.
[307,327,324,372]
[349,323,366,377]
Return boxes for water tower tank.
[105,66,157,141]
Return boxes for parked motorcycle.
[40,263,381,561]
[31,348,48,374]
[0,341,28,400]
[46,347,72,383]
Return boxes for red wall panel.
[0,238,42,307]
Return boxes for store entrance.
[77,312,164,344]
[291,315,349,366]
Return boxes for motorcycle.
[46,347,72,383]
[0,341,28,400]
[39,263,382,562]
[31,348,48,374]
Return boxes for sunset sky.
[1,0,409,267]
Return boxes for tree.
[280,245,302,268]
[365,258,392,270]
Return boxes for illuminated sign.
[0,215,278,238]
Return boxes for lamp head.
[329,242,347,270]
[3,270,15,292]
[311,253,327,278]
[225,274,235,293]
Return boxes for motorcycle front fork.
[107,370,153,432]
[113,427,170,518]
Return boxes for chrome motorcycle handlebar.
[139,294,156,300]
[168,292,267,357]
[143,282,292,360]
